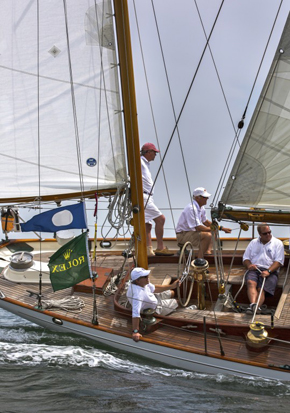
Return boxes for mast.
[113,0,148,268]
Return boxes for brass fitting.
[246,322,269,349]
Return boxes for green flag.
[48,232,91,292]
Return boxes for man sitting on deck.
[126,267,180,342]
[243,224,284,314]
[175,187,231,258]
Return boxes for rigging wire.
[132,0,190,229]
[36,0,43,309]
[63,0,85,199]
[213,0,284,206]
[145,0,225,199]
[194,0,237,136]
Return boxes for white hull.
[0,298,289,382]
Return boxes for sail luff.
[220,13,290,211]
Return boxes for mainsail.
[0,0,127,203]
[221,13,290,211]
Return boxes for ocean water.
[1,308,290,413]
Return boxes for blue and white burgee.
[20,203,87,232]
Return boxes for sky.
[126,0,290,239]
[1,0,290,242]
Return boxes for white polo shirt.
[176,199,207,232]
[126,282,158,318]
[243,236,284,268]
[141,156,153,194]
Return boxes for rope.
[225,228,242,285]
[103,275,120,296]
[101,183,132,240]
[211,228,225,289]
[41,296,85,313]
[233,272,247,303]
[103,238,135,296]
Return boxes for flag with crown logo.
[48,232,91,292]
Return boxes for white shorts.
[143,194,162,224]
[154,290,178,316]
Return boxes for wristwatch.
[268,269,272,274]
[132,329,139,333]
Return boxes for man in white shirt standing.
[141,142,173,256]
[176,187,231,258]
[243,224,284,314]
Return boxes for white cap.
[131,267,151,281]
[193,187,211,198]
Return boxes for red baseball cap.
[141,142,160,152]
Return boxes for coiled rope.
[101,182,132,240]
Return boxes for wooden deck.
[1,252,290,376]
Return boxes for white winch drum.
[9,251,34,270]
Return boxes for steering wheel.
[177,242,194,307]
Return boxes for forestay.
[221,13,290,210]
[0,0,127,202]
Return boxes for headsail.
[221,13,290,211]
[0,0,127,203]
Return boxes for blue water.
[1,308,290,412]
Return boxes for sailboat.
[1,0,290,381]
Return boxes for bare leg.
[154,214,165,250]
[146,222,152,247]
[197,232,212,258]
[247,280,259,304]
[256,288,265,307]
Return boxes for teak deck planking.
[1,253,290,374]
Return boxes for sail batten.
[0,0,127,204]
[221,13,290,211]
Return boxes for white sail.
[0,0,127,203]
[221,14,290,210]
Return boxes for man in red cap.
[140,142,173,256]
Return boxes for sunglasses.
[261,231,271,235]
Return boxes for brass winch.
[246,321,269,349]
[190,258,209,310]
[283,240,290,256]
[140,308,156,333]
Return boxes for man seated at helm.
[127,267,180,342]
[175,187,231,258]
[243,224,284,314]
